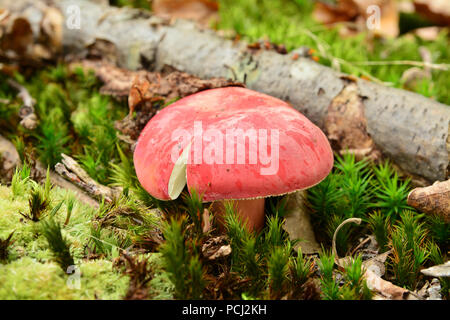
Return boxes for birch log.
[1,0,449,182]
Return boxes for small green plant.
[160,217,206,299]
[389,210,429,290]
[425,215,449,249]
[64,195,76,227]
[267,245,290,299]
[0,231,15,262]
[224,200,252,266]
[183,189,204,236]
[368,210,390,252]
[19,184,50,222]
[289,247,313,289]
[10,163,31,199]
[343,255,372,300]
[40,218,75,272]
[264,214,288,249]
[374,172,411,219]
[318,249,339,300]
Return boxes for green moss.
[0,257,129,299]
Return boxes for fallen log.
[1,0,449,183]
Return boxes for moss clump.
[0,257,129,300]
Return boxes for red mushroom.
[134,87,333,231]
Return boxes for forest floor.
[0,0,448,300]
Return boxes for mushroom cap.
[134,87,333,202]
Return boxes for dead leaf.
[313,0,359,25]
[364,268,416,300]
[313,0,399,38]
[421,261,450,278]
[401,67,431,91]
[414,26,442,41]
[152,0,218,26]
[202,208,212,233]
[407,179,450,223]
[414,0,450,26]
[282,190,320,254]
[40,7,63,52]
[354,0,399,38]
[325,80,381,161]
[363,249,391,277]
[0,134,21,182]
[201,235,231,260]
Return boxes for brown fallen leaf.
[324,80,381,161]
[354,0,399,38]
[313,0,359,25]
[407,179,450,223]
[152,0,218,26]
[313,0,399,38]
[421,261,450,278]
[282,190,320,254]
[0,134,21,182]
[364,268,417,300]
[414,0,450,26]
[414,26,443,41]
[201,235,231,261]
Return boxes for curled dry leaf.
[407,179,450,223]
[152,0,218,26]
[331,217,362,268]
[414,0,450,26]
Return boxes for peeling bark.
[1,0,449,182]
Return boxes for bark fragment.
[407,179,450,223]
[324,80,381,161]
[55,153,120,203]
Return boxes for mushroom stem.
[214,198,266,232]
